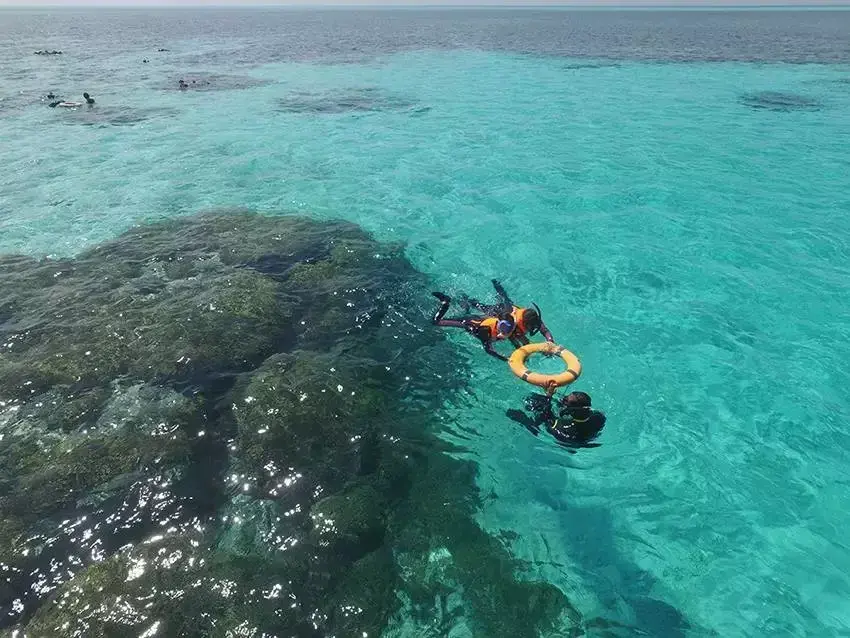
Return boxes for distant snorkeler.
[431,291,516,361]
[49,99,83,108]
[48,93,93,108]
[507,390,606,449]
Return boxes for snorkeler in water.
[431,292,516,361]
[459,279,554,346]
[507,390,605,448]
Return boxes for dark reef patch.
[162,73,273,92]
[276,87,428,115]
[56,105,179,127]
[563,62,622,70]
[0,210,575,637]
[739,91,822,112]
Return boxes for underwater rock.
[230,350,397,488]
[0,216,315,397]
[1,210,579,637]
[325,547,399,637]
[309,483,387,561]
[563,61,622,70]
[215,495,291,560]
[739,91,822,112]
[391,450,580,638]
[11,386,109,434]
[55,105,179,127]
[0,381,192,524]
[276,87,425,115]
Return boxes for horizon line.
[3,2,849,7]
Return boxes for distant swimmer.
[431,292,516,361]
[34,50,63,55]
[83,92,95,105]
[507,390,606,449]
[143,58,149,63]
[178,79,188,90]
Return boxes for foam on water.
[3,8,850,636]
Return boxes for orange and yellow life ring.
[508,342,582,390]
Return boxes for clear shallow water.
[2,7,850,637]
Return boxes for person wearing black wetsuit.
[507,390,605,449]
[431,292,515,361]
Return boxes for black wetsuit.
[431,292,508,361]
[461,279,553,346]
[549,411,606,446]
[459,279,514,318]
[507,394,605,448]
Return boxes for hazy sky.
[2,0,848,5]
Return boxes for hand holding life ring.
[508,342,582,390]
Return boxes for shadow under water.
[534,486,697,638]
[53,105,179,127]
[738,91,823,112]
[0,210,577,637]
[276,87,429,115]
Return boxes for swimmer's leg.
[463,296,502,315]
[436,318,470,329]
[431,292,452,324]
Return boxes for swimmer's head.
[496,318,514,336]
[522,304,542,335]
[562,391,592,416]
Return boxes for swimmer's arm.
[483,340,508,362]
[539,321,554,342]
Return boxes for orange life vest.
[478,316,504,340]
[511,306,530,335]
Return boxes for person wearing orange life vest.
[459,279,554,346]
[431,292,516,361]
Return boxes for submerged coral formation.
[739,91,822,112]
[276,87,429,115]
[0,210,576,637]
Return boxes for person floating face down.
[461,279,554,347]
[507,390,606,449]
[431,279,554,361]
[431,291,516,361]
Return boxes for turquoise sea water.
[3,8,850,636]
